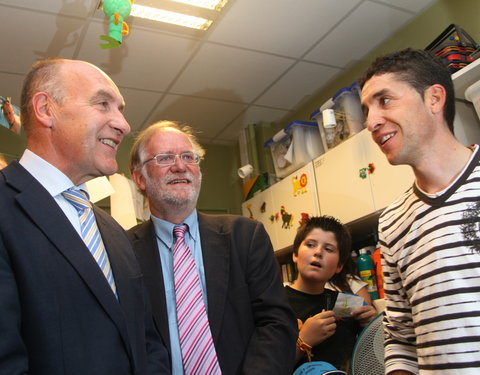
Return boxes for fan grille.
[351,312,385,375]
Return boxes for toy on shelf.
[0,96,21,134]
[100,0,133,49]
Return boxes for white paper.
[333,292,365,318]
[85,176,115,203]
[109,173,138,229]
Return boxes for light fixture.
[130,4,213,30]
[238,164,254,179]
[169,0,228,11]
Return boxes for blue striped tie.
[62,187,117,296]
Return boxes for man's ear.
[31,92,54,128]
[132,168,147,193]
[425,84,447,115]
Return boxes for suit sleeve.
[144,283,171,375]
[241,222,297,374]
[0,237,29,374]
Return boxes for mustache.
[164,173,194,184]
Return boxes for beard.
[144,169,202,208]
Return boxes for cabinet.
[242,59,480,251]
[241,187,276,247]
[313,129,414,224]
[242,162,319,251]
[452,58,480,146]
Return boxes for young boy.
[285,216,377,371]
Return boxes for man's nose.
[171,155,188,170]
[366,109,384,133]
[112,111,131,136]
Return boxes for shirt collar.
[151,209,199,248]
[19,149,86,196]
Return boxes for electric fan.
[351,312,385,375]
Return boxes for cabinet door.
[452,59,480,146]
[314,132,375,223]
[241,188,277,248]
[360,130,415,212]
[269,163,320,251]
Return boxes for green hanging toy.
[100,0,133,49]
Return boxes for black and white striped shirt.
[379,146,480,374]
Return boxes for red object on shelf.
[372,247,384,299]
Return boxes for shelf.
[345,210,381,241]
[275,245,293,264]
[452,58,480,100]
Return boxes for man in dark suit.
[0,58,169,374]
[127,120,297,375]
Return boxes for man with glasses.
[128,121,297,375]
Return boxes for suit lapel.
[94,207,137,359]
[130,221,171,353]
[198,213,231,342]
[7,163,131,355]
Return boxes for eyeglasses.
[142,152,201,166]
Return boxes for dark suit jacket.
[128,212,297,375]
[0,161,170,375]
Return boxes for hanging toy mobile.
[99,0,134,49]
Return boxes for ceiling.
[0,0,437,145]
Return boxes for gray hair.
[129,120,205,173]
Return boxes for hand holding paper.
[332,292,365,318]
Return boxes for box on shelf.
[264,121,324,178]
[310,82,365,150]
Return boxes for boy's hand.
[300,310,336,346]
[351,304,377,327]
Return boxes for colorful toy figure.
[298,212,309,227]
[260,201,266,213]
[0,97,21,134]
[245,203,254,221]
[359,163,375,179]
[280,206,294,229]
[100,0,133,49]
[292,173,308,196]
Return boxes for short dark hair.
[358,48,455,133]
[293,216,355,292]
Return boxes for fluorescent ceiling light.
[131,4,213,30]
[169,0,228,11]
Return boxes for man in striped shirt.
[359,48,480,374]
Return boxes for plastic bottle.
[357,247,379,300]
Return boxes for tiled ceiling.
[0,0,437,145]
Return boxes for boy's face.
[293,228,343,285]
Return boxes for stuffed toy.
[100,0,134,49]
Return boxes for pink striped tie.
[173,225,221,375]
